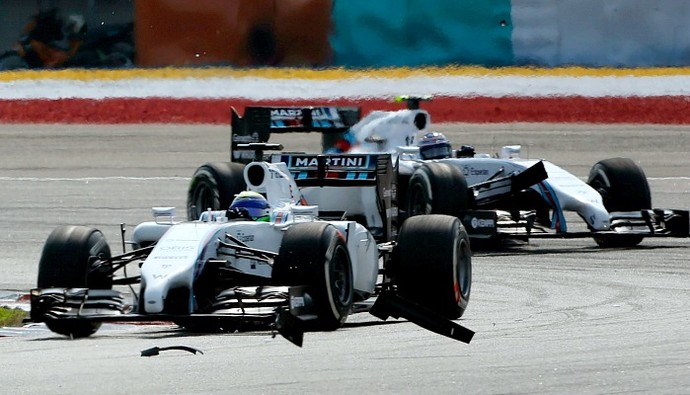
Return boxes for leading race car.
[30,151,473,347]
[187,98,689,248]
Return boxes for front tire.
[273,223,354,330]
[587,158,651,247]
[37,225,113,338]
[395,215,472,319]
[407,162,468,219]
[187,161,246,220]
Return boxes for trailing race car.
[186,98,689,248]
[30,150,473,347]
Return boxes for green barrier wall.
[330,0,513,68]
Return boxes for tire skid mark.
[471,257,668,340]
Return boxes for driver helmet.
[418,132,451,160]
[228,191,270,221]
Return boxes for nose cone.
[143,282,166,313]
[585,204,611,231]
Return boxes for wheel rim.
[409,184,431,216]
[192,182,215,218]
[331,246,352,305]
[456,238,471,301]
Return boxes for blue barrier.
[330,0,513,68]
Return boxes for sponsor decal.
[463,166,490,177]
[290,155,370,169]
[471,217,496,229]
[232,133,259,143]
[151,256,187,260]
[290,296,305,308]
[158,245,195,251]
[235,231,255,243]
[271,108,303,118]
[270,107,341,122]
[269,168,285,179]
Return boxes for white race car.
[188,99,688,248]
[30,150,473,347]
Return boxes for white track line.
[3,75,690,100]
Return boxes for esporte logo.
[471,217,495,229]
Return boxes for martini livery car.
[31,152,473,346]
[186,99,688,248]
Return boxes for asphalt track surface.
[1,123,690,394]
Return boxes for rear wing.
[231,106,361,163]
[271,152,398,241]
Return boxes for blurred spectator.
[0,7,134,70]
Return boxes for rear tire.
[187,162,246,220]
[273,223,354,330]
[587,158,651,247]
[407,162,468,219]
[37,225,113,338]
[395,215,471,319]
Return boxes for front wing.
[29,285,474,347]
[461,208,690,243]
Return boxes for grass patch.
[0,306,28,327]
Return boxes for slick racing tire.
[395,215,472,319]
[407,162,468,219]
[587,157,652,248]
[37,225,113,338]
[187,161,246,220]
[273,222,354,330]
